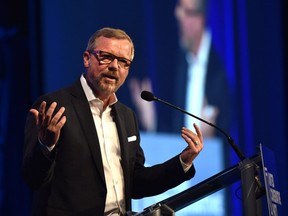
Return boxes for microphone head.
[141,91,156,101]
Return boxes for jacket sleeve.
[131,152,196,199]
[115,102,196,199]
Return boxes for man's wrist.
[179,155,192,172]
[38,137,55,152]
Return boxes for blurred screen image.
[132,132,226,215]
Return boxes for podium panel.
[260,144,282,215]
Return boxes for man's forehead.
[95,37,132,57]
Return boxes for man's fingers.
[38,101,47,125]
[181,126,203,150]
[50,106,66,128]
[57,116,67,129]
[42,102,57,127]
[193,123,203,143]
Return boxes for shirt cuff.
[38,137,55,152]
[179,155,192,173]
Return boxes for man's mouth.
[102,73,118,82]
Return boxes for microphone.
[140,90,245,161]
[141,91,266,199]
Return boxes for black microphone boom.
[140,90,246,161]
[141,90,266,207]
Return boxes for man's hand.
[128,78,157,131]
[180,123,204,165]
[30,101,66,147]
[200,103,219,137]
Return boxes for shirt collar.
[80,74,118,106]
[186,29,211,65]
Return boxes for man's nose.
[108,58,119,71]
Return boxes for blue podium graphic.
[260,144,282,216]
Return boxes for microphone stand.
[141,91,266,216]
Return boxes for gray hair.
[86,27,135,60]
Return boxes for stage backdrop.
[0,0,287,215]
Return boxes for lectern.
[139,93,282,215]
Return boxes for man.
[170,0,231,137]
[22,27,204,216]
[129,0,231,138]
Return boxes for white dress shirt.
[184,30,211,131]
[80,75,126,215]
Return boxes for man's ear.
[83,51,90,68]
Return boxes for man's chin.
[98,84,118,95]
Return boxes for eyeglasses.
[182,8,202,17]
[90,50,132,69]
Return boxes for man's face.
[83,36,132,97]
[175,0,205,48]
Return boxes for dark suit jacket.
[22,79,195,216]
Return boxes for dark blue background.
[0,0,287,215]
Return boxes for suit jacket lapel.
[69,81,106,185]
[111,104,130,174]
[111,104,131,203]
